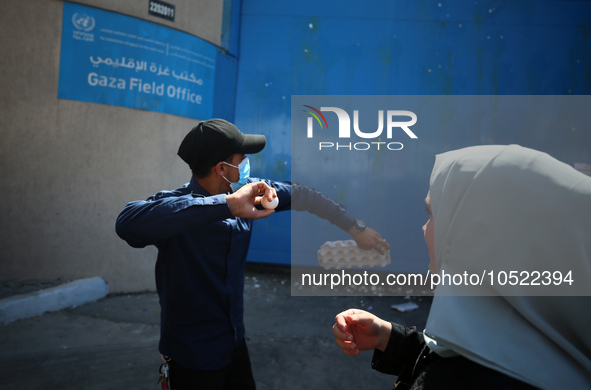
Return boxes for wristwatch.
[348,218,366,236]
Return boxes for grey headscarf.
[424,145,591,389]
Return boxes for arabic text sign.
[58,2,216,119]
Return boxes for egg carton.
[317,240,391,270]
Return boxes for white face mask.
[222,157,250,192]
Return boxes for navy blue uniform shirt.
[116,177,353,370]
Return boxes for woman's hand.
[332,308,392,356]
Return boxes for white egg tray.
[317,240,391,270]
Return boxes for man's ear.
[213,161,226,177]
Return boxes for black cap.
[177,119,266,170]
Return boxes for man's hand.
[226,181,277,219]
[332,309,392,356]
[353,228,390,255]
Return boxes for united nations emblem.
[72,12,95,32]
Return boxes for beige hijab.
[424,145,591,389]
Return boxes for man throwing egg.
[115,118,388,390]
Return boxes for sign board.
[58,2,216,120]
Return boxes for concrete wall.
[0,0,224,292]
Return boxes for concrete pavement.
[0,264,431,389]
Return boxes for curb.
[0,277,109,324]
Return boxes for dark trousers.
[169,339,256,390]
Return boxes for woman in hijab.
[332,145,591,389]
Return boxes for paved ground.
[0,264,431,389]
